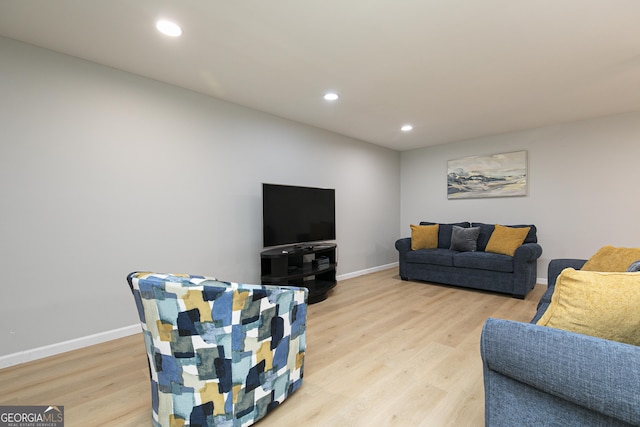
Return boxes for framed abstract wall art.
[447,150,527,199]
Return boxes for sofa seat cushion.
[406,248,456,267]
[453,251,514,273]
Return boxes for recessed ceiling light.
[401,124,413,132]
[323,92,339,101]
[156,20,183,37]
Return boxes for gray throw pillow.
[450,226,480,252]
[627,260,640,272]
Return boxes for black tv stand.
[260,243,337,304]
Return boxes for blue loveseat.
[481,259,640,426]
[395,222,542,298]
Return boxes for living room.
[1,2,640,425]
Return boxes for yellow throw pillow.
[536,268,640,346]
[485,224,530,256]
[410,224,439,250]
[581,245,640,272]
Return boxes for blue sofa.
[481,259,640,426]
[395,222,542,298]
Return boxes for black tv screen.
[263,183,336,247]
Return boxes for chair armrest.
[481,318,640,426]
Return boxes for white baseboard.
[337,262,398,281]
[0,324,140,369]
[1,264,537,370]
[538,277,548,285]
[0,263,398,369]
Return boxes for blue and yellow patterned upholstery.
[127,272,308,427]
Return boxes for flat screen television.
[262,183,335,247]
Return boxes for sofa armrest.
[513,242,543,262]
[534,258,588,316]
[395,237,411,253]
[547,258,587,287]
[395,237,412,279]
[481,318,640,426]
[509,243,542,298]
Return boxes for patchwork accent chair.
[127,272,308,427]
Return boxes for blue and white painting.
[447,151,527,199]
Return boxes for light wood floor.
[0,269,545,426]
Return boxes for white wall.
[6,32,639,362]
[0,37,400,358]
[400,111,640,280]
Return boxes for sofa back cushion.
[420,221,470,249]
[472,223,537,251]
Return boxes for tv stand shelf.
[261,243,337,304]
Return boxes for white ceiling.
[1,1,640,151]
